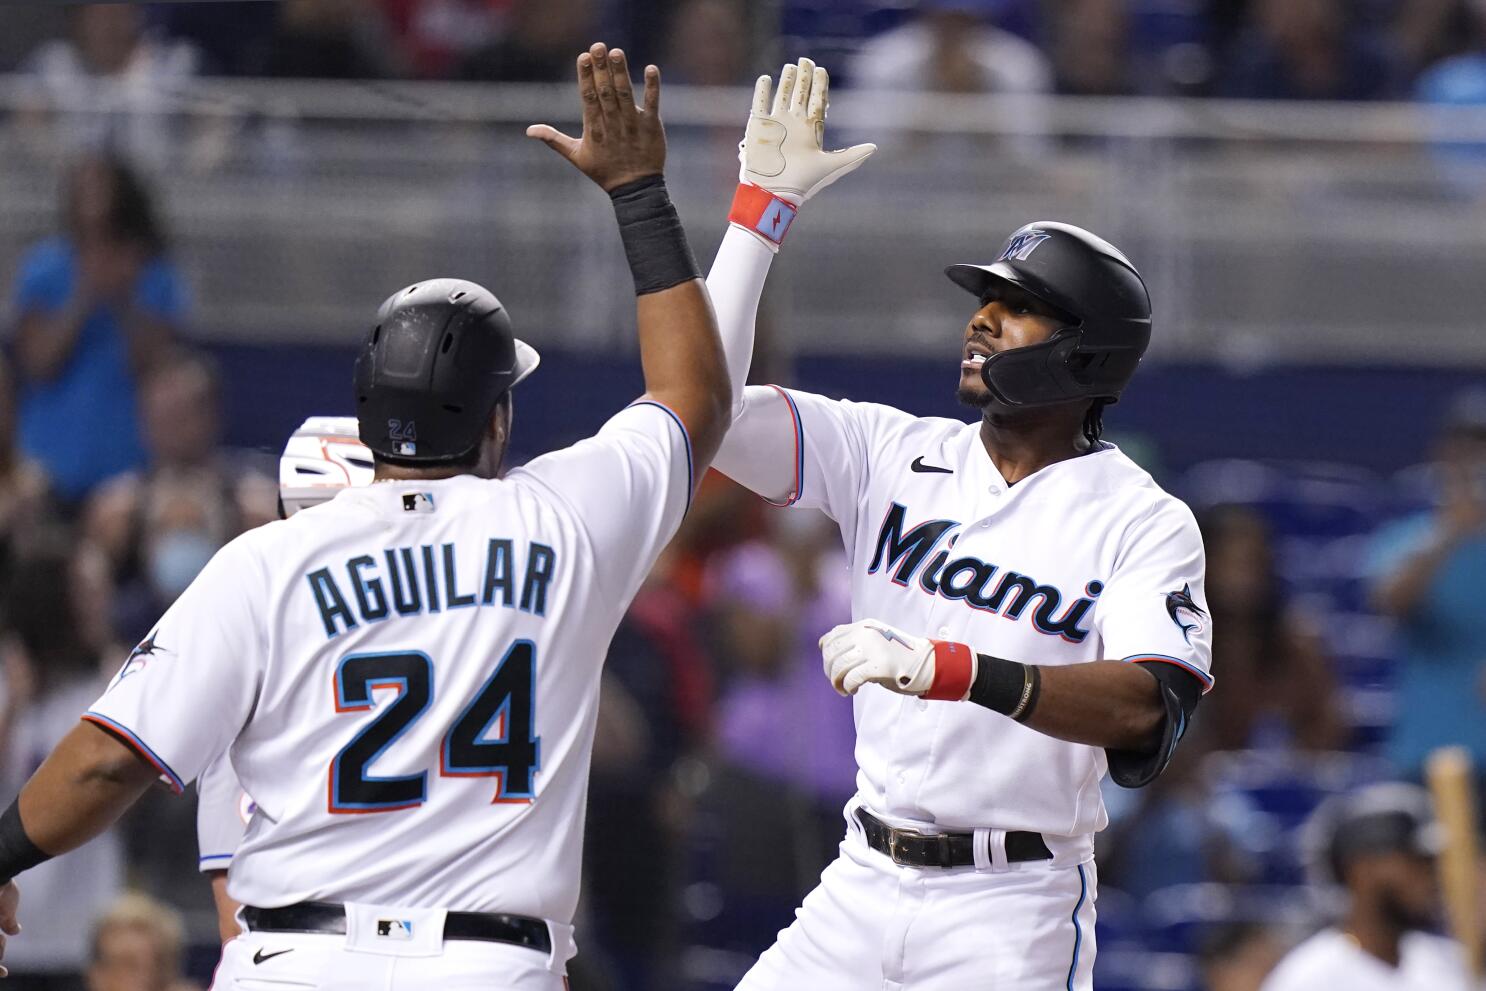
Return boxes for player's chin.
[956,369,992,410]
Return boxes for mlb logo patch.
[755,199,797,243]
[393,441,417,456]
[376,918,414,940]
[402,492,436,513]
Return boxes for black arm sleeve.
[1105,661,1204,789]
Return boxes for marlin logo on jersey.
[998,229,1051,263]
[1164,583,1205,644]
[867,503,1100,643]
[113,631,167,685]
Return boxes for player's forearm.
[706,224,775,418]
[1013,660,1165,751]
[633,275,730,467]
[208,872,241,943]
[15,722,158,857]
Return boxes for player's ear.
[491,392,513,450]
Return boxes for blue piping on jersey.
[82,712,185,794]
[199,854,233,865]
[627,401,694,513]
[1067,863,1088,991]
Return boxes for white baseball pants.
[209,904,574,991]
[735,823,1096,991]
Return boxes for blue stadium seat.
[1201,750,1389,884]
[1141,883,1314,955]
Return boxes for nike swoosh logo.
[253,949,294,965]
[910,456,953,474]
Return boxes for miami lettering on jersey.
[307,539,557,638]
[867,502,1100,643]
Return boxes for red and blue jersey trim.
[82,712,186,794]
[628,400,695,513]
[763,385,804,508]
[1122,653,1215,694]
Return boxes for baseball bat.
[1425,746,1483,977]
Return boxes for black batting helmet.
[353,279,540,462]
[945,221,1151,408]
[1303,783,1443,887]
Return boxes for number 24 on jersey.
[328,640,540,813]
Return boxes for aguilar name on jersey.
[87,403,692,932]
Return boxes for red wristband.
[729,183,798,246]
[924,640,975,701]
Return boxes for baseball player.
[705,60,1212,989]
[197,416,376,943]
[1264,783,1483,991]
[0,43,730,991]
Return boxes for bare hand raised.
[527,43,665,192]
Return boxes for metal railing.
[3,75,1485,365]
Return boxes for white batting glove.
[819,619,976,700]
[728,57,876,250]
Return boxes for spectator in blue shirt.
[1369,388,1486,778]
[9,155,184,507]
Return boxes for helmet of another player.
[278,416,375,518]
[353,279,540,464]
[945,222,1151,409]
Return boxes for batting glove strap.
[923,640,976,701]
[728,183,798,250]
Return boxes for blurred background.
[1,1,1486,989]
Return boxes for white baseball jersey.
[714,387,1212,851]
[88,402,693,929]
[1262,929,1483,991]
[198,415,374,875]
[196,751,251,873]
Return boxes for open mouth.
[961,346,991,371]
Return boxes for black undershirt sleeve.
[1105,661,1204,789]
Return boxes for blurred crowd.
[5,0,1486,102]
[2,10,1486,990]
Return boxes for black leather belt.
[242,902,551,954]
[855,808,1052,868]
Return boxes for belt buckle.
[886,827,908,866]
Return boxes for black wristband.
[0,799,51,886]
[609,175,701,296]
[968,653,1041,723]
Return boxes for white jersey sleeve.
[196,752,249,872]
[1094,499,1213,691]
[85,535,266,794]
[513,401,692,600]
[715,386,904,542]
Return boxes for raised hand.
[740,57,876,206]
[527,43,665,193]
